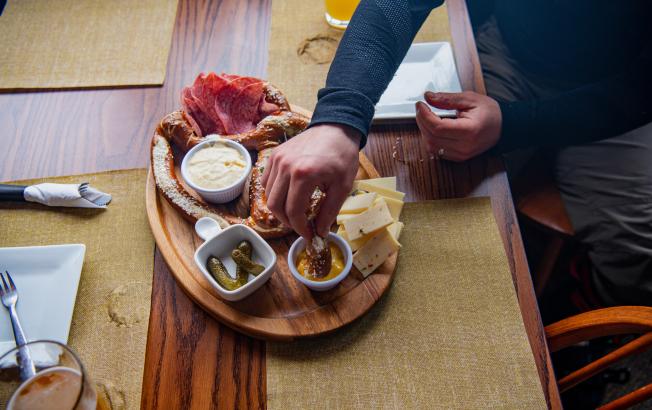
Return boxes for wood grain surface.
[146,141,398,339]
[0,0,561,408]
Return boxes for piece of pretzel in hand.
[304,187,332,279]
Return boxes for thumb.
[314,186,348,237]
[424,91,475,110]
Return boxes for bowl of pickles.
[193,217,277,301]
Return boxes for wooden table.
[0,0,562,408]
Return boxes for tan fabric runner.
[268,199,547,409]
[0,0,178,90]
[0,169,154,409]
[268,0,451,110]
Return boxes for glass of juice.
[0,340,107,410]
[325,0,361,29]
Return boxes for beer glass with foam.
[0,341,107,410]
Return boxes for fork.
[78,182,112,206]
[0,271,36,380]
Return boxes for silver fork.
[78,182,112,207]
[0,271,36,380]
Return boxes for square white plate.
[0,244,85,358]
[374,42,462,122]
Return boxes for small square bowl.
[194,217,276,301]
[288,233,353,291]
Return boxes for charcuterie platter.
[146,73,402,340]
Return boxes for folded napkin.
[0,183,112,209]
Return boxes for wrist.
[312,123,362,148]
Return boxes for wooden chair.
[511,152,575,296]
[546,306,652,409]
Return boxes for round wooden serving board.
[145,106,398,340]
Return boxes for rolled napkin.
[0,182,112,208]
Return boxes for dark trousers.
[476,17,652,306]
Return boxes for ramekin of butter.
[288,233,353,291]
[181,135,252,204]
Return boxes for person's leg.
[554,123,652,306]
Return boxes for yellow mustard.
[296,243,345,282]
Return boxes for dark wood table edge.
[447,1,561,407]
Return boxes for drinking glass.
[324,0,361,29]
[0,340,105,410]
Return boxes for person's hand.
[261,123,361,239]
[415,91,502,161]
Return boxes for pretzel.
[151,81,311,240]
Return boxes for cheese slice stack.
[335,177,404,277]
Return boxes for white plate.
[374,42,462,121]
[0,245,85,359]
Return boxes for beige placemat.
[268,199,547,409]
[0,0,178,90]
[268,0,451,110]
[0,169,154,409]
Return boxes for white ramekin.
[181,136,252,204]
[288,233,353,291]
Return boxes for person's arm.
[496,44,652,151]
[263,0,444,239]
[310,0,444,147]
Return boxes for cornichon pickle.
[236,240,252,256]
[207,255,243,291]
[233,241,252,284]
[232,241,265,276]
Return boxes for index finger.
[314,184,350,237]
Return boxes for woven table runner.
[268,199,547,409]
[267,0,452,110]
[0,0,178,90]
[0,169,154,409]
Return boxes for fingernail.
[425,91,437,99]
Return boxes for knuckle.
[293,163,317,178]
[459,145,473,157]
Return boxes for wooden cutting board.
[145,106,398,340]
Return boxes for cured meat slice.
[180,73,284,136]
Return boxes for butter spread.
[187,142,246,189]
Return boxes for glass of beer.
[324,0,361,29]
[0,340,104,410]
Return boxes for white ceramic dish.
[288,233,353,291]
[181,136,252,204]
[0,245,85,360]
[194,217,276,301]
[374,42,462,122]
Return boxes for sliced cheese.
[355,180,405,201]
[339,192,376,214]
[353,229,401,277]
[342,200,394,241]
[387,221,404,241]
[336,213,357,225]
[374,196,403,221]
[337,224,372,251]
[353,177,396,191]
